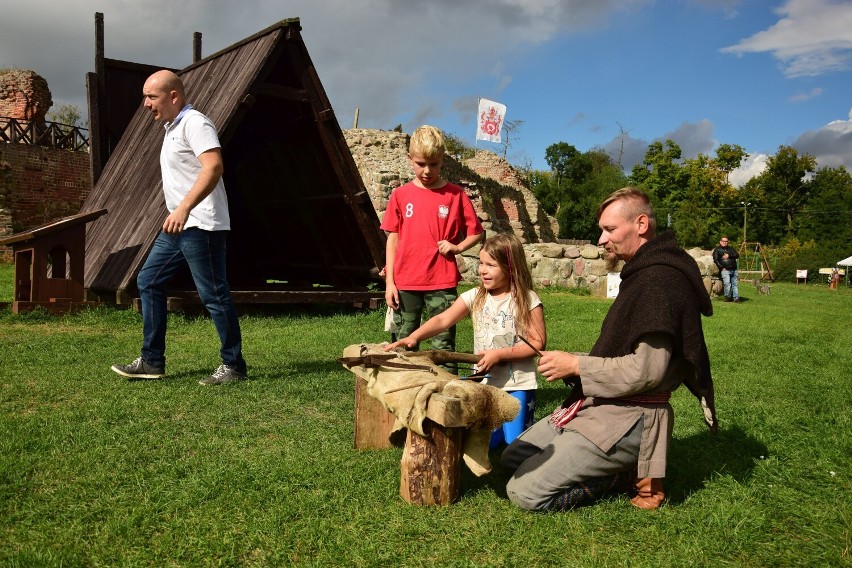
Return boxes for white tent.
[837,255,852,286]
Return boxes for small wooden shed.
[0,209,107,314]
[80,18,386,307]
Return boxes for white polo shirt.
[161,106,231,231]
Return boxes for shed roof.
[80,18,385,304]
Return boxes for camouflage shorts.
[394,288,458,371]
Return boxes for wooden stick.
[399,350,482,364]
[516,335,542,356]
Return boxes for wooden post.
[353,375,396,449]
[193,32,202,63]
[399,420,462,506]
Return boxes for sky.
[2,0,852,186]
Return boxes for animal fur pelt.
[339,343,520,476]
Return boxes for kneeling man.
[502,187,717,510]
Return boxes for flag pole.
[474,98,480,157]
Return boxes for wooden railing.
[0,116,89,152]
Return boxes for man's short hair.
[409,125,446,159]
[596,186,657,233]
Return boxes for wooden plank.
[354,375,397,449]
[176,290,384,305]
[424,394,465,428]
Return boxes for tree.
[501,119,524,160]
[544,142,580,190]
[739,146,816,244]
[792,165,852,250]
[763,145,817,229]
[543,147,627,240]
[714,143,747,182]
[628,139,689,207]
[47,104,82,128]
[444,131,475,161]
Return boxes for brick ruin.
[1,69,90,260]
[0,69,52,124]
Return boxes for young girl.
[385,233,546,448]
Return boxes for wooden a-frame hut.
[80,18,386,307]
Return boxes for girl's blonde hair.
[471,233,537,335]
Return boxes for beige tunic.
[572,332,692,478]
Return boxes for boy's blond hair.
[409,125,446,159]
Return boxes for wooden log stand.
[398,393,466,505]
[351,350,480,506]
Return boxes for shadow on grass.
[459,448,513,500]
[458,424,765,506]
[666,424,765,503]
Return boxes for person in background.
[829,267,841,290]
[111,70,247,386]
[501,187,717,511]
[380,125,483,369]
[386,233,546,447]
[712,236,741,302]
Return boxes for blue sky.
[3,0,851,185]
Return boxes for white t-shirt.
[161,107,231,231]
[460,288,542,391]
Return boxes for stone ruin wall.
[344,128,719,297]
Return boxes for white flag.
[476,98,506,143]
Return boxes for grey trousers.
[501,415,643,511]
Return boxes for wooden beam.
[173,290,385,305]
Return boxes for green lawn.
[0,262,849,566]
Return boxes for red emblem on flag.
[479,105,503,136]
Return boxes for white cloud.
[721,0,852,78]
[729,154,769,188]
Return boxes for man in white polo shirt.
[111,69,247,386]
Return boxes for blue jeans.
[137,229,246,372]
[721,268,739,300]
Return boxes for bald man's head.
[142,70,186,123]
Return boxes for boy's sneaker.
[111,357,165,380]
[199,364,247,386]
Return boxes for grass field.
[0,262,849,566]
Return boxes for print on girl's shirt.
[475,301,516,350]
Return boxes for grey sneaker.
[199,364,247,386]
[111,357,165,380]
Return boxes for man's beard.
[605,251,620,272]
